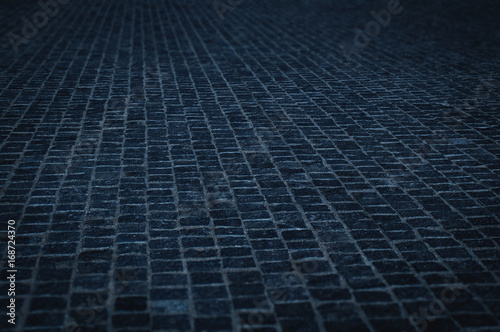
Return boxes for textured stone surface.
[0,0,499,331]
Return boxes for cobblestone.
[0,0,499,331]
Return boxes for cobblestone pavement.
[1,0,499,331]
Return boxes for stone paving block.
[1,0,500,331]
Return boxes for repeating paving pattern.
[0,0,499,331]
